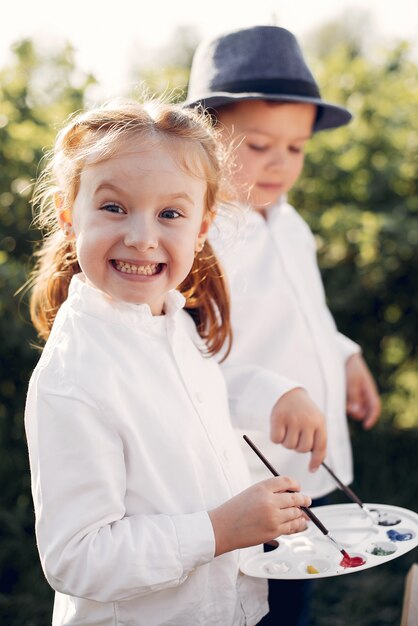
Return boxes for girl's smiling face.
[217,100,316,212]
[62,137,210,314]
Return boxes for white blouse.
[211,200,358,499]
[25,275,267,626]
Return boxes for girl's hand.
[208,476,311,557]
[346,353,381,430]
[270,388,327,472]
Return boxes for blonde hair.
[29,98,233,357]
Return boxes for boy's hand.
[346,353,381,430]
[208,476,311,556]
[270,388,327,472]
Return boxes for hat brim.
[184,92,352,132]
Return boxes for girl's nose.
[124,216,158,250]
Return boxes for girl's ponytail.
[180,240,231,360]
[29,232,80,341]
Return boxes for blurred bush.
[0,39,94,623]
[291,40,418,429]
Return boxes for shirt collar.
[67,274,186,330]
[242,194,288,223]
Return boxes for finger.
[309,426,327,472]
[346,386,366,419]
[280,516,309,536]
[296,428,314,453]
[362,393,381,430]
[275,491,310,510]
[294,494,312,509]
[271,486,312,513]
[292,518,309,533]
[281,428,301,451]
[269,475,301,494]
[278,505,305,523]
[271,421,287,444]
[347,402,365,419]
[346,376,366,418]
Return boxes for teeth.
[114,260,160,275]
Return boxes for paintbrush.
[321,461,375,520]
[243,435,350,560]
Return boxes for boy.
[185,25,381,626]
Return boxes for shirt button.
[222,449,230,462]
[195,392,204,403]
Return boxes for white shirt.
[211,199,358,499]
[25,275,267,626]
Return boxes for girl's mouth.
[112,260,163,275]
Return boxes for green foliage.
[0,39,92,623]
[128,25,201,102]
[291,41,418,429]
[133,65,190,103]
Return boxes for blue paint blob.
[387,529,414,541]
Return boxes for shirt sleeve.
[25,380,215,603]
[336,332,362,362]
[219,362,303,432]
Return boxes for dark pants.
[258,496,329,626]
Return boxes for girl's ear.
[195,210,215,253]
[55,192,75,239]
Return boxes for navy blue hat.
[185,25,352,132]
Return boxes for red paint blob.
[340,553,366,568]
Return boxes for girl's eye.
[101,203,125,214]
[289,146,303,154]
[160,208,181,219]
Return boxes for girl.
[25,99,310,626]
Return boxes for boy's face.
[217,100,316,212]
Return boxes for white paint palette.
[240,503,418,580]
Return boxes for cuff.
[172,511,215,573]
[337,332,361,361]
